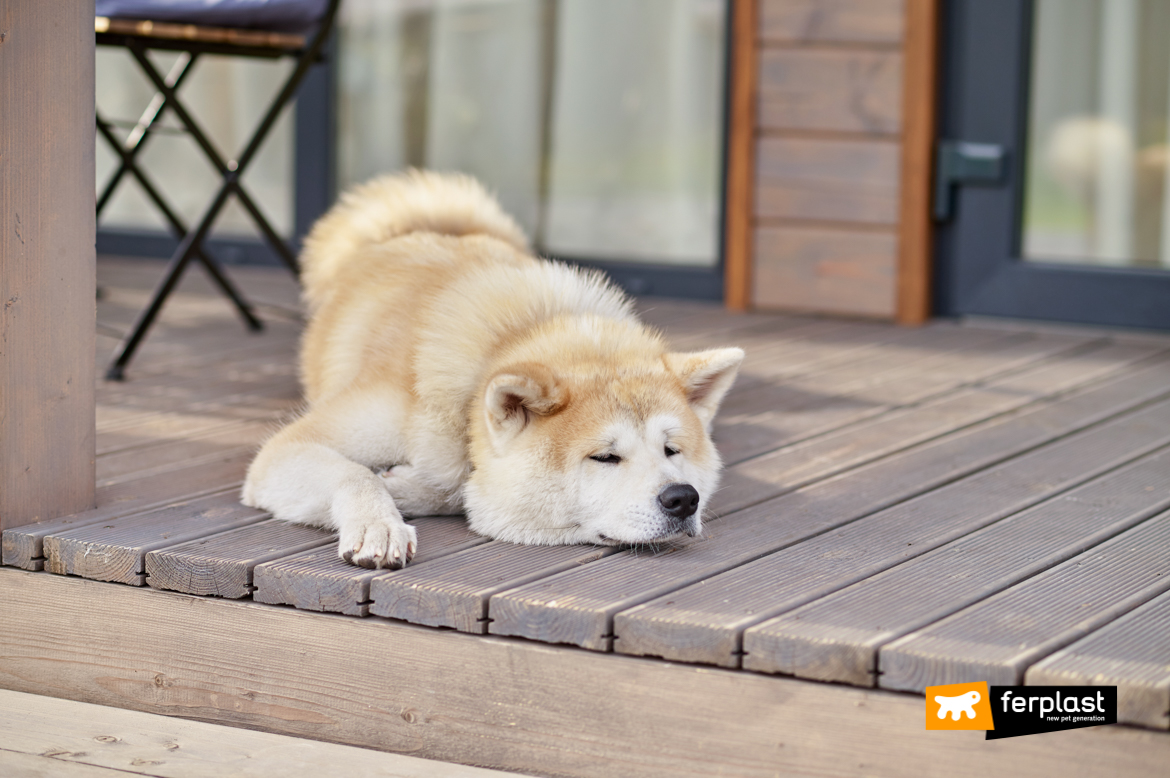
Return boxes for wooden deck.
[4,256,1170,775]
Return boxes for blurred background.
[96,0,728,273]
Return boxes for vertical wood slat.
[896,0,940,324]
[723,0,758,311]
[0,1,96,530]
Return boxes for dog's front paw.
[339,519,418,570]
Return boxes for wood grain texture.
[896,0,939,324]
[759,0,905,45]
[0,0,96,529]
[880,509,1170,692]
[718,341,1163,516]
[752,225,898,316]
[755,136,901,224]
[370,543,619,633]
[43,492,268,585]
[738,446,1170,684]
[253,516,488,616]
[723,0,757,311]
[145,520,333,598]
[757,48,902,134]
[487,366,1170,652]
[615,401,1170,667]
[1027,591,1170,730]
[4,443,261,569]
[96,420,272,483]
[715,329,1095,465]
[3,570,1169,778]
[0,688,515,777]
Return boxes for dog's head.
[464,345,743,546]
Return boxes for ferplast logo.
[925,682,995,731]
[925,683,1117,739]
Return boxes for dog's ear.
[664,348,744,429]
[483,363,566,446]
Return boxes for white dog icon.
[935,691,981,721]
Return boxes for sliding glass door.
[936,0,1170,329]
[337,0,729,297]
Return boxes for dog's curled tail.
[299,170,528,311]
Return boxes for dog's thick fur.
[242,171,743,568]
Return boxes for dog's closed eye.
[665,445,680,457]
[590,453,622,464]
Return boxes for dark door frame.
[934,0,1170,330]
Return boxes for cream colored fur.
[242,170,743,568]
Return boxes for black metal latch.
[933,141,1007,222]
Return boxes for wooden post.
[896,0,940,325]
[0,1,97,529]
[723,0,757,312]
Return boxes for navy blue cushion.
[95,0,331,32]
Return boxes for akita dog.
[242,171,743,568]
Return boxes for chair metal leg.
[96,116,263,333]
[97,52,197,217]
[106,182,239,381]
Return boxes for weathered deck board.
[96,419,273,483]
[486,373,1170,651]
[1027,591,1170,730]
[613,404,1170,668]
[9,569,1170,778]
[370,543,620,632]
[2,450,256,571]
[253,516,488,615]
[736,446,1170,683]
[716,331,1097,463]
[879,509,1170,691]
[714,341,1166,515]
[146,520,334,598]
[41,491,267,585]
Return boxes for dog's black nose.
[658,483,700,520]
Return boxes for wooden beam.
[0,1,97,530]
[896,0,940,325]
[1,569,1168,777]
[723,0,758,311]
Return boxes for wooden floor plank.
[252,516,488,615]
[738,446,1170,684]
[42,492,268,586]
[146,520,334,598]
[879,509,1170,692]
[1027,591,1170,730]
[612,400,1170,667]
[714,341,1166,516]
[4,569,1170,778]
[715,331,1097,464]
[96,371,300,433]
[369,543,620,632]
[3,449,257,573]
[485,367,1170,652]
[97,420,273,484]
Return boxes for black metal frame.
[935,0,1170,330]
[98,0,341,380]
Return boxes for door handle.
[933,141,1008,222]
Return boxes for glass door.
[936,0,1170,329]
[336,0,729,299]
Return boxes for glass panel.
[96,49,295,238]
[337,0,726,267]
[1023,0,1170,268]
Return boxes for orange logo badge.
[925,682,995,730]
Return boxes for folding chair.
[95,0,341,380]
